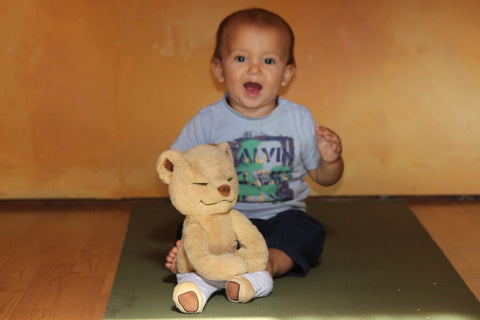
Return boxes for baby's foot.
[165,240,181,273]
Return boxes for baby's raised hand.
[315,123,342,163]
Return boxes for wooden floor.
[0,200,479,320]
[409,201,480,302]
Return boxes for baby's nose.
[217,185,230,197]
[247,62,261,74]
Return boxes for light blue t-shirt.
[171,96,321,220]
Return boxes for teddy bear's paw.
[173,281,205,313]
[197,254,248,281]
[226,275,255,303]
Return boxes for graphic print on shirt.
[229,133,294,203]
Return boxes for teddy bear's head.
[157,142,239,217]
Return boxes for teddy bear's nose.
[217,185,230,197]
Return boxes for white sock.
[241,270,273,298]
[176,273,225,305]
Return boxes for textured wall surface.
[1,0,479,198]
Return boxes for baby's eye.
[264,58,275,65]
[193,182,208,186]
[235,56,246,62]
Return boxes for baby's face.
[211,24,294,118]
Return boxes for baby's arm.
[308,124,344,186]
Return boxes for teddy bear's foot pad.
[173,281,205,313]
[225,281,240,301]
[178,291,199,313]
[226,276,255,303]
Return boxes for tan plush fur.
[157,142,268,282]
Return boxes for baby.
[166,7,343,312]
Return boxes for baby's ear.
[281,64,295,87]
[211,58,225,83]
[157,149,182,184]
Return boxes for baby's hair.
[212,8,296,67]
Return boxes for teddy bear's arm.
[182,219,248,281]
[230,210,269,272]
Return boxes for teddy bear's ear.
[157,149,182,184]
[217,141,233,160]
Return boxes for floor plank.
[410,201,480,302]
[0,204,130,320]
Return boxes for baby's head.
[212,8,295,67]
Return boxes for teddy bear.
[157,142,272,313]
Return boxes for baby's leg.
[226,270,273,303]
[174,272,224,313]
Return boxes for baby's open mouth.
[244,82,262,95]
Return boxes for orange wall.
[1,0,479,199]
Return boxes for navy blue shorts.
[175,209,326,277]
[250,209,326,277]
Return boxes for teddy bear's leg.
[174,273,224,313]
[226,270,273,303]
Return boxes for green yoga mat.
[104,200,480,319]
